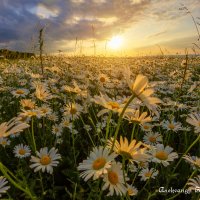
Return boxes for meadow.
[0,55,199,200]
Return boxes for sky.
[0,0,200,56]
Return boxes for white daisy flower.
[0,138,11,147]
[186,113,200,133]
[162,119,182,132]
[0,176,10,198]
[102,162,127,196]
[143,132,162,145]
[187,175,200,191]
[13,144,31,158]
[139,168,159,181]
[11,88,29,98]
[150,144,178,167]
[52,124,63,137]
[126,184,138,196]
[30,147,61,174]
[77,146,117,181]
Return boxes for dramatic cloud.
[0,0,199,53]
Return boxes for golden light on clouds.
[108,35,124,50]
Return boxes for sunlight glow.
[108,35,124,49]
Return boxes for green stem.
[105,111,112,141]
[0,162,36,200]
[173,135,200,173]
[111,94,135,151]
[31,118,37,153]
[166,170,197,200]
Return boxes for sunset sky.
[0,0,200,56]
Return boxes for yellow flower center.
[143,125,150,130]
[107,102,119,110]
[155,151,168,160]
[198,121,200,127]
[145,172,152,177]
[168,123,175,130]
[70,107,77,115]
[139,161,145,167]
[108,171,119,185]
[19,149,26,155]
[16,90,25,94]
[99,77,106,83]
[92,157,106,170]
[1,141,7,145]
[149,136,156,143]
[127,188,135,196]
[40,155,51,165]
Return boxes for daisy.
[140,123,153,132]
[125,72,162,116]
[64,103,83,120]
[124,109,152,124]
[186,113,200,133]
[61,117,71,128]
[37,105,52,117]
[77,146,117,181]
[187,175,200,191]
[183,155,200,169]
[20,99,36,110]
[139,168,159,181]
[126,184,138,196]
[13,144,31,158]
[102,162,127,196]
[92,93,123,117]
[0,177,10,198]
[107,136,150,162]
[0,118,30,138]
[0,138,11,147]
[98,73,110,84]
[150,144,178,167]
[30,147,61,174]
[48,112,59,122]
[162,119,182,132]
[143,132,162,145]
[34,82,53,102]
[11,88,29,98]
[52,124,63,137]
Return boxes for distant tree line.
[0,49,35,59]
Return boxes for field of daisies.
[0,55,199,200]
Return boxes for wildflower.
[93,93,123,117]
[187,175,200,191]
[20,99,36,110]
[186,113,200,133]
[0,177,10,198]
[30,147,61,174]
[34,82,53,102]
[143,132,162,145]
[0,138,11,147]
[37,105,52,117]
[124,109,152,124]
[125,72,162,116]
[162,119,182,132]
[107,136,150,162]
[77,146,117,181]
[102,162,127,196]
[150,144,178,166]
[183,155,200,169]
[13,144,31,158]
[126,184,138,196]
[0,118,29,138]
[140,123,153,132]
[139,168,159,181]
[52,124,63,137]
[64,103,83,119]
[11,88,29,98]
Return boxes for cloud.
[0,0,199,53]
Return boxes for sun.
[108,35,124,49]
